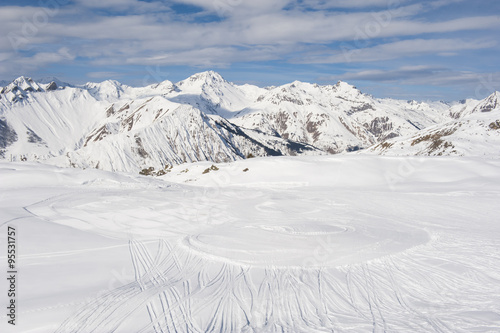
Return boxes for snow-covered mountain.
[57,98,318,172]
[1,71,497,173]
[0,73,319,173]
[229,80,451,153]
[368,92,500,156]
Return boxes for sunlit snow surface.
[1,155,500,332]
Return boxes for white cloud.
[72,0,169,12]
[337,65,444,81]
[171,0,289,16]
[332,66,500,95]
[0,0,499,86]
[298,38,497,64]
[0,48,74,76]
[297,0,411,9]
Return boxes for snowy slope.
[230,81,451,153]
[0,83,107,160]
[1,155,500,332]
[367,91,500,157]
[54,98,319,172]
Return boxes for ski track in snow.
[33,200,500,331]
[2,157,500,332]
[52,236,500,332]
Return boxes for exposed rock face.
[45,82,58,91]
[0,118,18,158]
[473,92,499,113]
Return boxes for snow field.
[0,155,499,332]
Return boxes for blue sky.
[0,0,499,100]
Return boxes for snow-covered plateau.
[1,155,500,332]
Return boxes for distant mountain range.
[1,72,498,173]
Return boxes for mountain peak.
[37,76,71,88]
[84,80,125,100]
[332,80,361,96]
[84,79,124,89]
[473,91,500,113]
[12,75,32,83]
[148,79,176,93]
[0,76,44,97]
[181,71,226,85]
[287,80,311,88]
[334,80,356,89]
[11,76,41,90]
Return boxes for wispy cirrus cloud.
[298,38,497,64]
[334,65,491,84]
[324,66,500,100]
